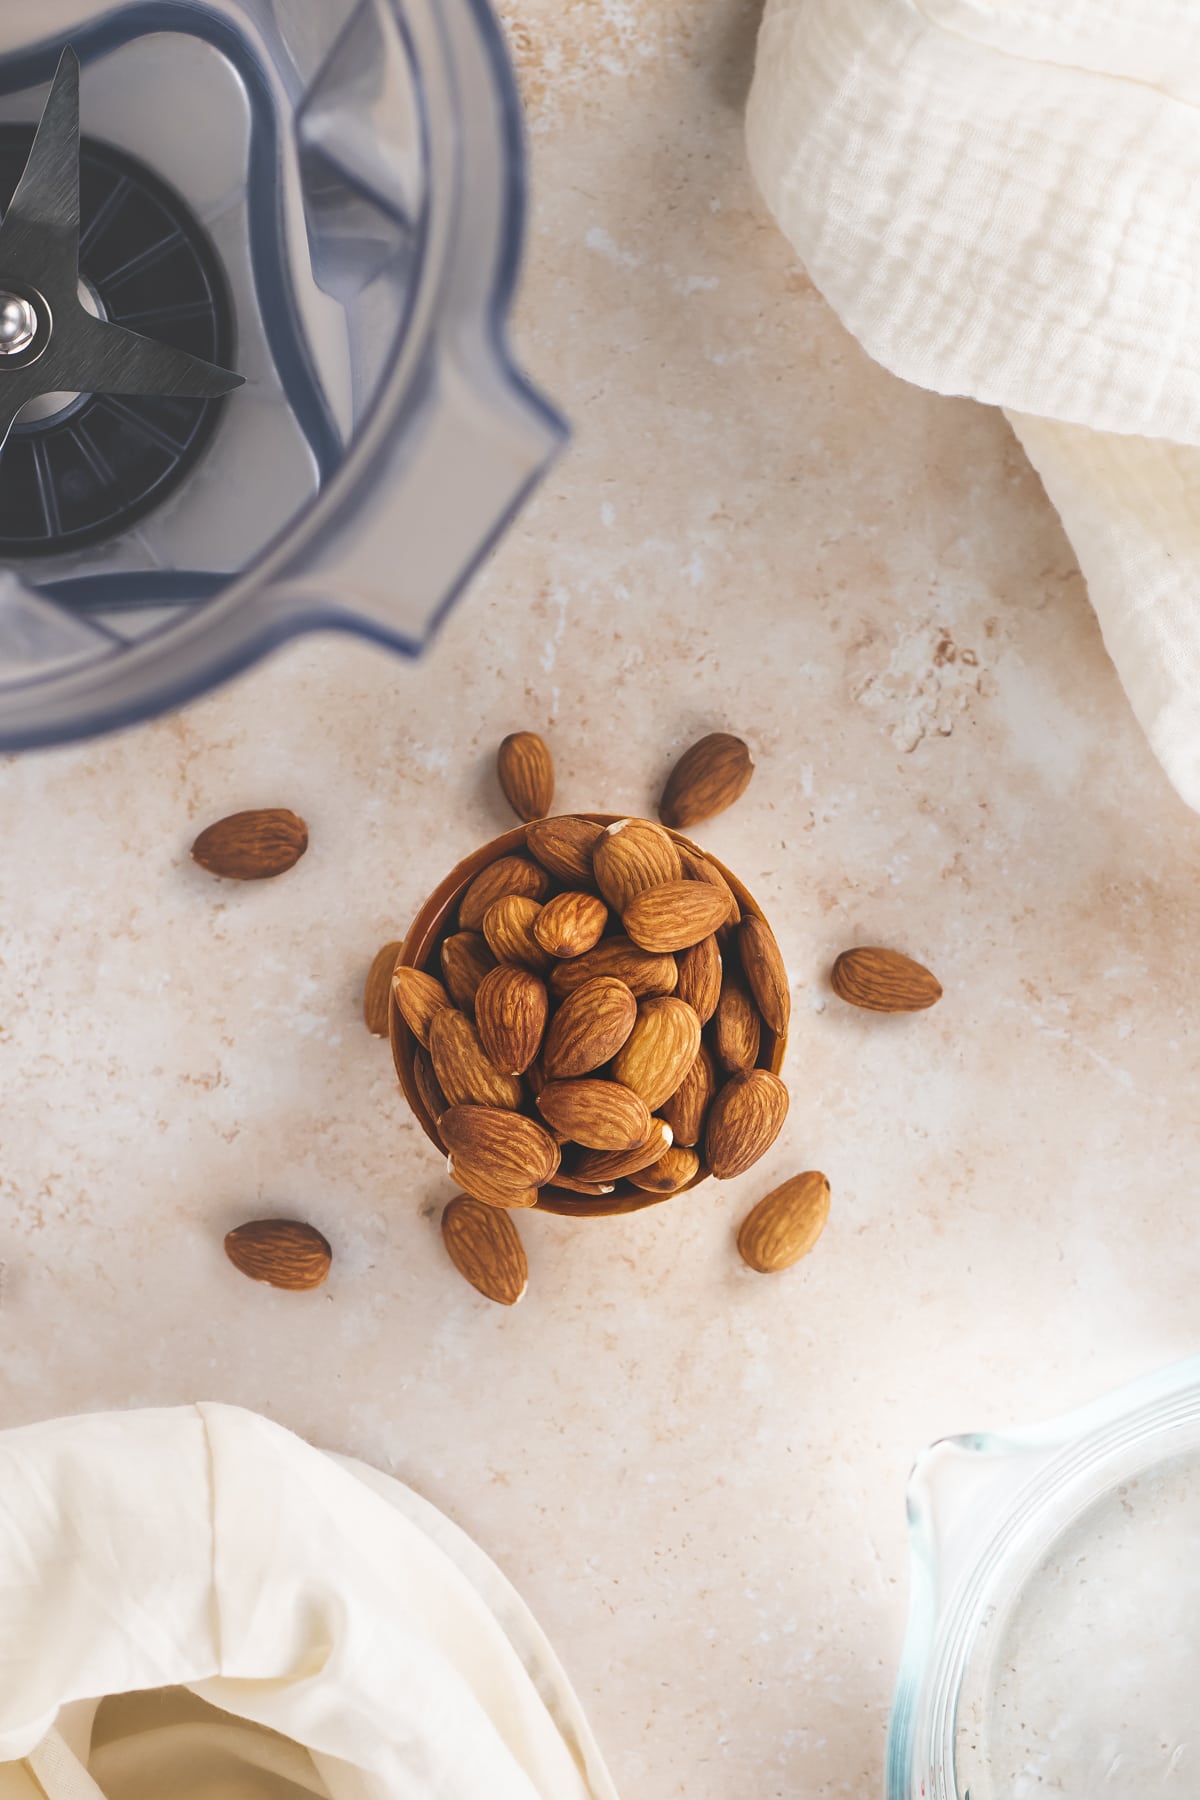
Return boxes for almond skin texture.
[542,977,637,1079]
[534,890,608,959]
[739,916,790,1037]
[413,1047,448,1124]
[497,732,554,822]
[536,1079,652,1151]
[225,1219,331,1290]
[526,815,605,883]
[678,847,740,926]
[391,965,452,1048]
[474,965,548,1075]
[428,1009,523,1111]
[440,932,495,1009]
[450,1164,540,1209]
[831,947,942,1013]
[659,733,754,829]
[544,1172,616,1196]
[440,1104,560,1191]
[364,941,403,1037]
[624,881,731,955]
[442,1197,528,1303]
[676,933,722,1025]
[737,1172,830,1273]
[459,856,548,932]
[482,894,552,972]
[611,995,702,1112]
[660,1044,716,1148]
[705,1068,789,1179]
[714,974,762,1073]
[627,1145,700,1194]
[572,1122,674,1183]
[593,818,682,912]
[192,808,308,880]
[549,937,678,1000]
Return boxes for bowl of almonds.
[389,808,791,1216]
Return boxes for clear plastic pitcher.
[0,2,565,749]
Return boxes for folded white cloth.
[747,0,1200,812]
[0,1406,616,1800]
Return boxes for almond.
[627,1145,700,1194]
[192,808,308,880]
[623,881,730,954]
[593,818,682,912]
[831,946,942,1012]
[572,1121,674,1183]
[737,1171,830,1273]
[392,965,452,1047]
[225,1219,331,1290]
[534,890,608,958]
[450,1163,540,1210]
[428,1009,523,1110]
[442,1197,528,1303]
[412,1046,449,1124]
[497,732,554,822]
[660,1044,716,1147]
[459,855,548,932]
[536,1079,652,1151]
[542,976,637,1079]
[739,916,790,1036]
[440,1103,560,1191]
[483,894,552,971]
[474,965,548,1075]
[611,995,701,1111]
[544,1172,617,1196]
[440,932,495,1009]
[526,815,605,883]
[364,941,403,1037]
[678,846,740,926]
[549,936,678,1000]
[659,733,754,829]
[705,1068,789,1180]
[676,933,722,1025]
[714,973,762,1073]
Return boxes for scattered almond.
[627,1145,700,1194]
[440,931,495,1009]
[364,940,403,1036]
[536,1078,652,1151]
[659,733,754,829]
[192,808,308,880]
[497,732,554,822]
[483,893,552,971]
[593,818,682,912]
[534,890,609,959]
[705,1068,789,1179]
[676,933,722,1025]
[442,1197,528,1303]
[740,916,790,1037]
[543,976,637,1079]
[713,974,762,1073]
[428,1009,523,1110]
[624,881,730,954]
[440,1104,561,1192]
[737,1172,830,1273]
[392,964,452,1048]
[660,1044,716,1147]
[549,936,678,1000]
[611,995,702,1112]
[474,965,548,1075]
[459,855,548,932]
[225,1219,331,1290]
[572,1122,675,1183]
[831,946,942,1013]
[526,814,605,883]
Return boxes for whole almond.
[572,1121,674,1183]
[737,1171,830,1273]
[678,846,740,925]
[542,976,637,1079]
[192,808,308,880]
[623,881,730,954]
[225,1219,331,1290]
[549,936,677,1000]
[459,855,548,932]
[440,1103,560,1191]
[659,733,754,829]
[534,890,609,959]
[660,1044,716,1147]
[442,1197,528,1303]
[483,894,552,971]
[440,932,495,1009]
[429,1009,523,1110]
[831,947,942,1013]
[714,973,762,1073]
[593,818,682,912]
[611,995,701,1112]
[364,941,403,1037]
[676,933,722,1025]
[497,732,554,822]
[526,815,605,883]
[705,1068,789,1179]
[413,1046,449,1124]
[627,1145,700,1194]
[536,1079,652,1151]
[450,1164,540,1209]
[474,965,548,1075]
[392,964,452,1047]
[739,916,790,1036]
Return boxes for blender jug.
[0,1,566,749]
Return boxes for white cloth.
[746,0,1200,812]
[0,1406,616,1800]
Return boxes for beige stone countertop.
[3,2,1200,1795]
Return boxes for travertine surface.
[3,1,1200,1795]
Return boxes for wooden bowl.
[390,816,787,1217]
